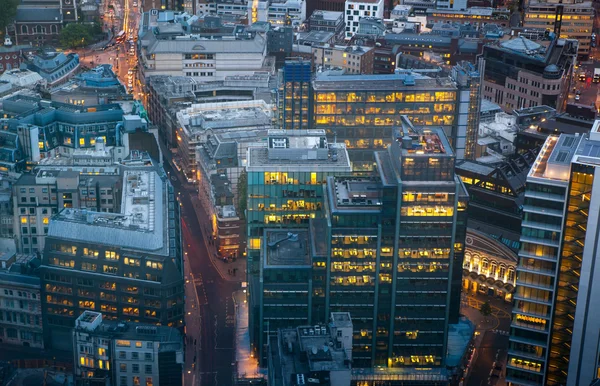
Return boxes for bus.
[594,68,600,83]
[116,30,125,42]
[579,72,587,82]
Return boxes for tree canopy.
[479,301,492,317]
[59,23,102,48]
[0,0,20,34]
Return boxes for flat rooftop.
[48,168,170,253]
[178,100,272,134]
[264,230,311,268]
[398,129,452,156]
[312,71,456,91]
[529,134,579,182]
[330,177,383,211]
[247,143,351,171]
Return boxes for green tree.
[0,0,19,33]
[480,301,492,317]
[59,23,93,48]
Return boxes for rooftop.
[75,311,183,346]
[309,10,343,21]
[178,100,272,135]
[247,131,351,171]
[144,32,267,55]
[48,167,172,254]
[330,177,383,211]
[264,230,311,268]
[312,70,455,91]
[529,134,578,182]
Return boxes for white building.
[139,32,268,83]
[0,69,45,88]
[247,0,306,26]
[73,311,184,386]
[344,0,384,39]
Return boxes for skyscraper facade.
[277,59,313,130]
[508,123,600,386]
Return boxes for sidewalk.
[183,250,202,385]
[190,194,246,283]
[232,290,262,381]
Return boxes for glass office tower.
[322,119,468,369]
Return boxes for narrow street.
[163,150,239,386]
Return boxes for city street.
[462,294,511,386]
[162,148,240,386]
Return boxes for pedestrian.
[194,339,196,345]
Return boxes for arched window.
[490,262,497,277]
[499,265,506,281]
[21,25,28,35]
[51,25,58,34]
[507,268,515,284]
[40,27,46,34]
[481,258,489,274]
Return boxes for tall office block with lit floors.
[322,118,469,372]
[507,121,600,386]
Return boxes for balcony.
[521,220,561,233]
[519,235,560,248]
[524,190,565,203]
[522,204,564,217]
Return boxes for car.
[575,94,581,101]
[576,90,582,95]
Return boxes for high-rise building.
[40,165,184,350]
[246,130,352,359]
[481,36,577,113]
[245,130,352,271]
[319,120,468,368]
[277,59,313,130]
[507,122,600,386]
[73,311,184,386]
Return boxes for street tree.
[0,0,19,34]
[480,301,492,319]
[59,23,93,48]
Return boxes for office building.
[245,129,352,274]
[344,0,384,40]
[175,100,273,181]
[138,13,269,83]
[319,121,468,368]
[247,0,306,27]
[452,60,483,160]
[277,59,312,131]
[506,127,600,386]
[312,69,473,169]
[307,10,345,37]
[481,36,577,112]
[436,0,466,11]
[523,0,593,58]
[41,165,184,350]
[73,311,183,386]
[426,7,509,29]
[312,44,374,74]
[0,252,43,349]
